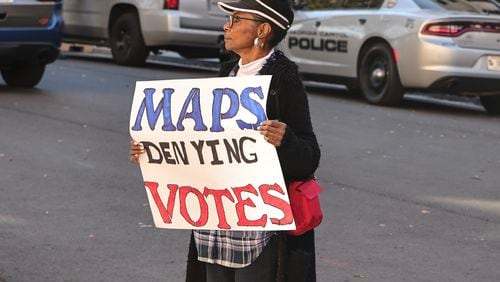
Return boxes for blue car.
[0,0,63,87]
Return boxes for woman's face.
[223,12,263,54]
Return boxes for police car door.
[284,7,328,74]
[314,0,384,79]
[283,1,362,80]
[284,1,351,75]
[283,0,383,80]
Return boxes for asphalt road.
[0,56,499,282]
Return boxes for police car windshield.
[414,0,500,14]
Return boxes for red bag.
[287,177,323,236]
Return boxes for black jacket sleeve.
[272,73,321,182]
[220,54,321,182]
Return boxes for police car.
[280,0,500,114]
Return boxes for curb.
[60,43,220,72]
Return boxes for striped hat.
[218,0,293,30]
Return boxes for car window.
[413,0,500,14]
[294,0,343,10]
[294,0,384,9]
[343,0,385,8]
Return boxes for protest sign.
[129,76,295,231]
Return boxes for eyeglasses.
[227,14,266,28]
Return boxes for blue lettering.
[210,88,240,132]
[131,88,176,131]
[161,89,176,131]
[176,88,208,131]
[236,87,266,130]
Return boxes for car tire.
[359,43,404,106]
[480,95,500,115]
[110,12,149,66]
[1,64,45,88]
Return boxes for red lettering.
[259,184,293,225]
[233,184,267,227]
[144,182,290,229]
[203,188,234,229]
[179,186,209,227]
[144,182,178,224]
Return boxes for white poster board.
[129,76,295,231]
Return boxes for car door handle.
[358,18,366,25]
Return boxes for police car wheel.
[110,13,150,66]
[1,64,45,88]
[480,95,500,115]
[359,43,404,106]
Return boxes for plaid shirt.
[193,230,275,268]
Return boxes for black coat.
[186,51,321,282]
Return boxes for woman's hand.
[258,120,287,147]
[129,140,145,164]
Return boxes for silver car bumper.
[397,35,500,94]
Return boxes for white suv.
[62,0,227,65]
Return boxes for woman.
[131,1,321,281]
